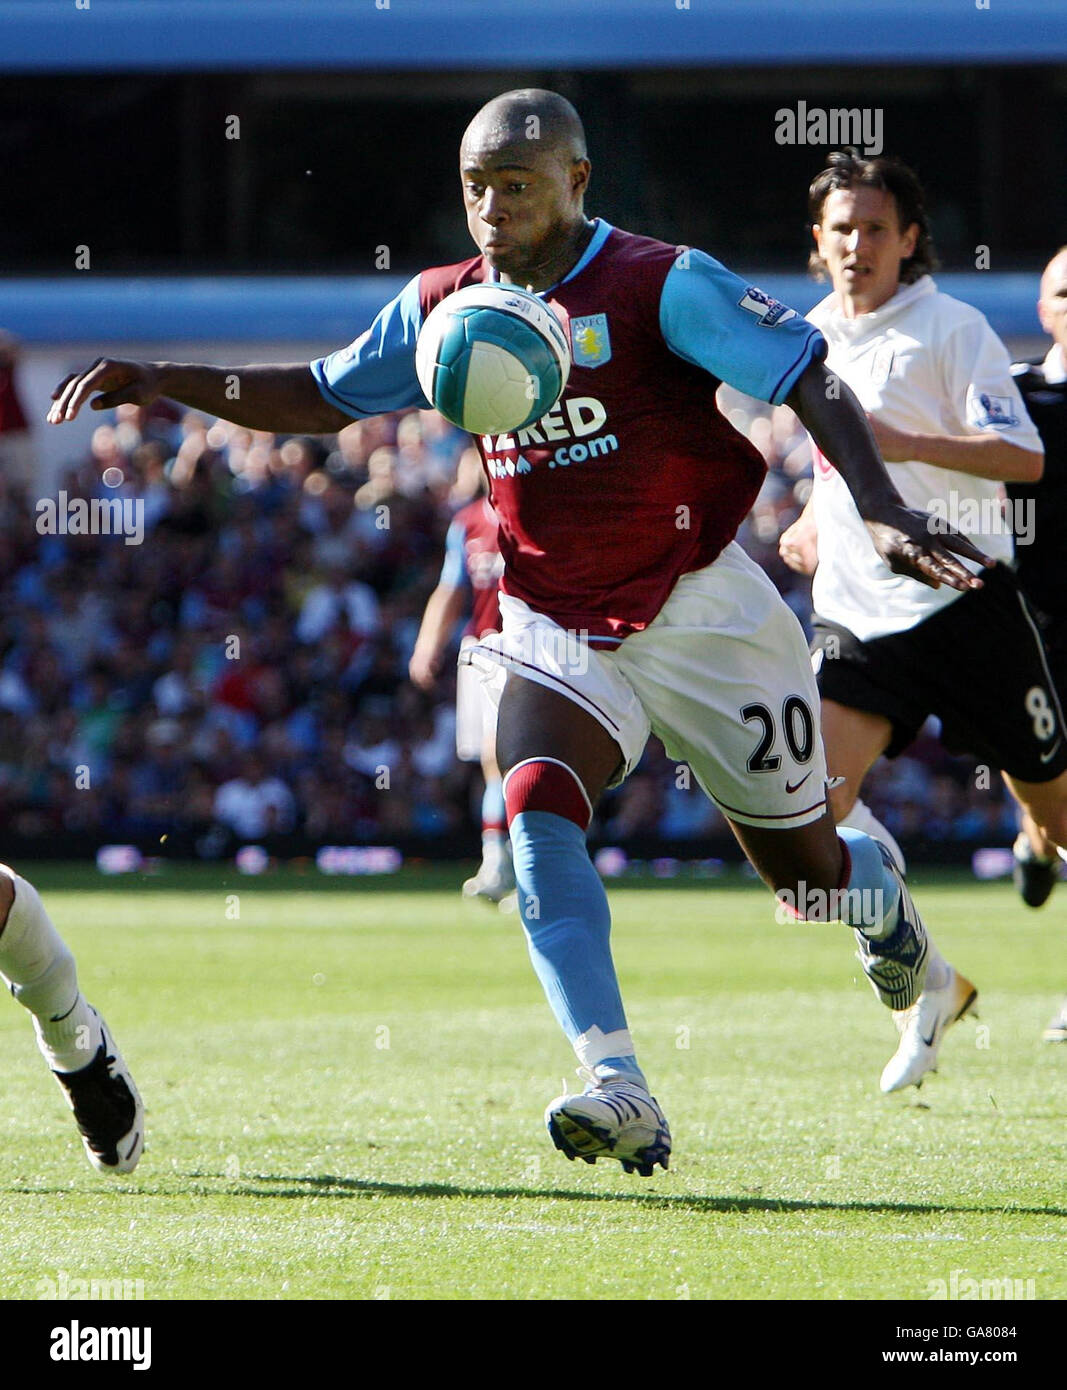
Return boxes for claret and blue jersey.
[313,218,825,640]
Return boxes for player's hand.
[779,512,819,575]
[862,502,993,592]
[47,358,163,424]
[866,413,918,464]
[408,647,441,691]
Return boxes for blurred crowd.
[0,369,1018,850]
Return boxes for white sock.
[1014,831,1055,866]
[923,936,951,992]
[0,866,100,1072]
[839,799,907,875]
[481,830,506,874]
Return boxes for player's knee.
[503,758,593,831]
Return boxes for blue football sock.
[509,809,642,1079]
[836,827,901,939]
[838,828,948,986]
[597,1054,646,1082]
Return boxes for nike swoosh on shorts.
[785,772,812,794]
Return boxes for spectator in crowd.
[214,752,297,841]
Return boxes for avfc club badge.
[570,313,612,368]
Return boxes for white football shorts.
[461,541,829,828]
[455,634,499,763]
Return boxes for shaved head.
[459,88,593,291]
[461,89,587,166]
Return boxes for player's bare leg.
[819,700,893,824]
[497,675,670,1175]
[1004,769,1067,910]
[0,865,143,1172]
[729,806,843,901]
[820,700,905,856]
[1010,800,1060,909]
[497,674,623,793]
[820,699,905,865]
[1017,807,1057,862]
[731,808,975,1092]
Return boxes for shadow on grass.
[216,1171,1067,1219]
[8,1170,1064,1219]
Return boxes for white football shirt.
[808,276,1043,641]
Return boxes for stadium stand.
[0,374,1018,860]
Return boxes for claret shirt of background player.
[439,496,503,640]
[313,219,825,641]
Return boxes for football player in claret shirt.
[410,451,513,904]
[781,154,1067,1081]
[50,91,987,1176]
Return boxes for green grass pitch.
[1,864,1065,1301]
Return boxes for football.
[415,283,571,435]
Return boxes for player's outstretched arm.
[48,359,352,435]
[409,583,467,691]
[786,361,992,592]
[866,412,1043,482]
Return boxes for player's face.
[813,187,919,315]
[460,139,589,286]
[1038,252,1067,353]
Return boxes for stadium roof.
[2,0,1065,72]
[0,275,1044,345]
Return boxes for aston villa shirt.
[314,219,824,640]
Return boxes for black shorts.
[811,563,1067,783]
[1028,602,1067,711]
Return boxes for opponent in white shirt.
[808,274,1038,642]
[780,153,1067,1089]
